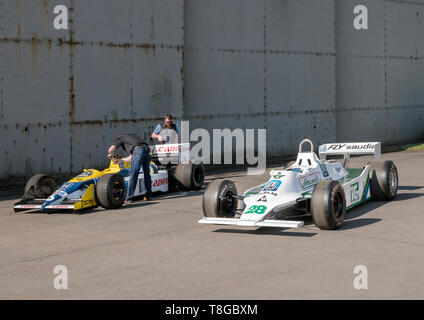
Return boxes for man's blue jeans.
[127,145,152,200]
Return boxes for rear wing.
[150,143,190,163]
[319,142,381,163]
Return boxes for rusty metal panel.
[73,0,184,45]
[0,0,184,184]
[2,0,71,40]
[185,0,336,157]
[184,50,264,117]
[72,45,133,123]
[386,1,424,57]
[384,107,424,144]
[1,41,70,124]
[185,0,264,50]
[336,0,385,56]
[336,0,424,143]
[266,0,335,52]
[133,48,183,119]
[267,55,335,113]
[0,40,71,182]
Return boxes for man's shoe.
[125,199,133,204]
[143,196,152,201]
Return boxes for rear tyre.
[311,180,346,230]
[95,174,127,209]
[202,180,238,218]
[24,174,56,199]
[175,163,205,190]
[369,160,398,201]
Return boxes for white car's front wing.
[198,217,304,228]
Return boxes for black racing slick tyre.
[24,174,56,199]
[369,160,398,201]
[175,163,205,190]
[202,180,238,218]
[311,180,346,230]
[95,174,127,209]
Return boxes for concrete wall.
[1,0,423,186]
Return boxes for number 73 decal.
[350,182,360,202]
[245,205,267,214]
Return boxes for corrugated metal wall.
[1,0,423,185]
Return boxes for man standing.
[107,133,152,203]
[151,114,179,144]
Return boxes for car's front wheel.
[202,180,238,218]
[95,174,127,209]
[311,180,346,230]
[24,174,56,199]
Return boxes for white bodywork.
[129,170,169,197]
[199,140,380,228]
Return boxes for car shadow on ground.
[205,174,248,182]
[213,227,317,237]
[111,201,159,211]
[398,185,424,191]
[153,189,205,200]
[14,201,160,215]
[393,192,424,201]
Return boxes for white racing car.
[199,139,398,230]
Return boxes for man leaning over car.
[107,133,152,203]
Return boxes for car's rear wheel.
[175,162,205,190]
[369,160,398,201]
[24,174,56,199]
[96,174,127,209]
[311,180,346,230]
[202,180,238,218]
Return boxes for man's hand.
[158,135,164,142]
[108,145,117,159]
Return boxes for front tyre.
[96,174,127,209]
[369,160,398,201]
[24,174,56,199]
[311,180,346,230]
[202,180,238,218]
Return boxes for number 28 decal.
[245,205,267,214]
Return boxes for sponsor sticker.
[257,196,267,202]
[260,191,278,197]
[263,180,281,192]
[77,170,93,178]
[81,199,95,208]
[272,173,285,179]
[320,163,329,177]
[152,178,168,188]
[157,145,180,153]
[299,173,321,189]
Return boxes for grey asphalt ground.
[0,151,423,300]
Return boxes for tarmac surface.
[0,150,423,299]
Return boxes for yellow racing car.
[13,143,204,212]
